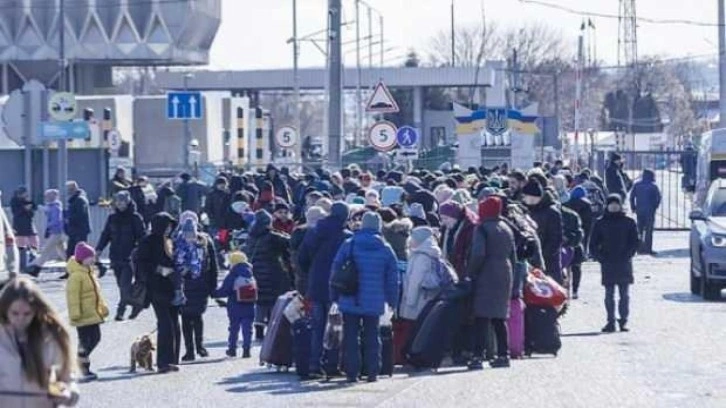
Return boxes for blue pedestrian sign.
[167,92,202,120]
[396,126,419,148]
[38,121,90,141]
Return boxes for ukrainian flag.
[455,104,540,136]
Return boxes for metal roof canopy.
[155,63,505,91]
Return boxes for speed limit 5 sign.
[275,126,298,148]
[368,121,398,152]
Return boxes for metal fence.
[595,150,691,231]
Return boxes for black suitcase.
[291,317,312,378]
[404,297,461,369]
[524,306,562,356]
[379,325,394,377]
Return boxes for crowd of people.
[0,153,663,403]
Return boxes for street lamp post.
[183,73,193,172]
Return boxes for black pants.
[571,263,583,294]
[473,318,508,360]
[151,299,181,369]
[77,324,101,370]
[182,314,204,355]
[636,212,655,253]
[112,261,133,316]
[66,234,88,259]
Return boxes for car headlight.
[711,236,726,247]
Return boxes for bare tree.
[427,22,501,67]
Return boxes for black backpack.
[128,248,148,309]
[330,239,359,296]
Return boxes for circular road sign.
[47,92,77,121]
[108,129,122,152]
[275,126,298,148]
[368,121,398,152]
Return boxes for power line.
[519,0,722,27]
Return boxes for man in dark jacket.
[605,153,628,200]
[522,180,564,284]
[96,191,146,321]
[243,210,292,340]
[65,181,91,261]
[298,202,351,376]
[564,186,593,298]
[204,177,231,233]
[629,169,661,255]
[176,173,208,214]
[265,164,291,204]
[589,194,639,333]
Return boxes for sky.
[208,0,720,70]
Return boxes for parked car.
[689,178,726,300]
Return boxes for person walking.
[64,182,91,263]
[331,211,398,383]
[589,194,639,333]
[564,186,593,299]
[95,191,146,321]
[298,202,351,376]
[176,173,207,214]
[10,187,38,265]
[174,217,218,362]
[243,210,292,340]
[0,277,80,407]
[137,213,181,374]
[605,153,628,200]
[27,190,65,277]
[466,196,515,369]
[629,169,661,255]
[65,243,109,382]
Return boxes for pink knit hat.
[74,242,96,263]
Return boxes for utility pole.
[355,0,362,148]
[327,0,343,168]
[379,15,385,68]
[58,0,68,203]
[575,29,584,166]
[719,0,726,128]
[368,7,373,69]
[553,71,561,162]
[293,0,302,161]
[451,0,456,67]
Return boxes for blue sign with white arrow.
[167,92,202,120]
[38,121,90,141]
[396,126,419,148]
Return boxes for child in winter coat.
[214,251,256,358]
[65,242,109,382]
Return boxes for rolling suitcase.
[508,298,525,359]
[259,291,296,370]
[292,317,313,378]
[405,297,460,370]
[392,318,414,366]
[524,305,561,356]
[379,325,394,377]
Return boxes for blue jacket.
[45,201,64,235]
[298,214,352,302]
[214,263,256,320]
[629,169,661,215]
[330,229,399,316]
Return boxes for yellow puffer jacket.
[66,258,109,327]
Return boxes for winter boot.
[601,321,616,333]
[80,362,98,382]
[618,319,629,332]
[467,359,484,370]
[225,348,236,358]
[181,352,195,362]
[254,325,265,341]
[490,357,511,368]
[242,348,251,358]
[196,347,209,358]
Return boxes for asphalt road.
[33,231,725,408]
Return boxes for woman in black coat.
[243,209,292,339]
[136,213,181,374]
[564,186,594,299]
[589,194,639,333]
[10,186,38,251]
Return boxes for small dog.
[129,333,156,373]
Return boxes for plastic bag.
[523,268,568,308]
[323,303,343,350]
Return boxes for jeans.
[228,315,254,351]
[66,234,88,260]
[182,315,205,355]
[343,313,380,381]
[112,261,133,316]
[473,318,508,360]
[77,324,101,370]
[636,212,655,253]
[152,299,181,369]
[310,301,331,372]
[604,284,630,323]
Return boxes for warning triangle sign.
[365,80,400,113]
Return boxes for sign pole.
[58,0,68,204]
[183,73,192,173]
